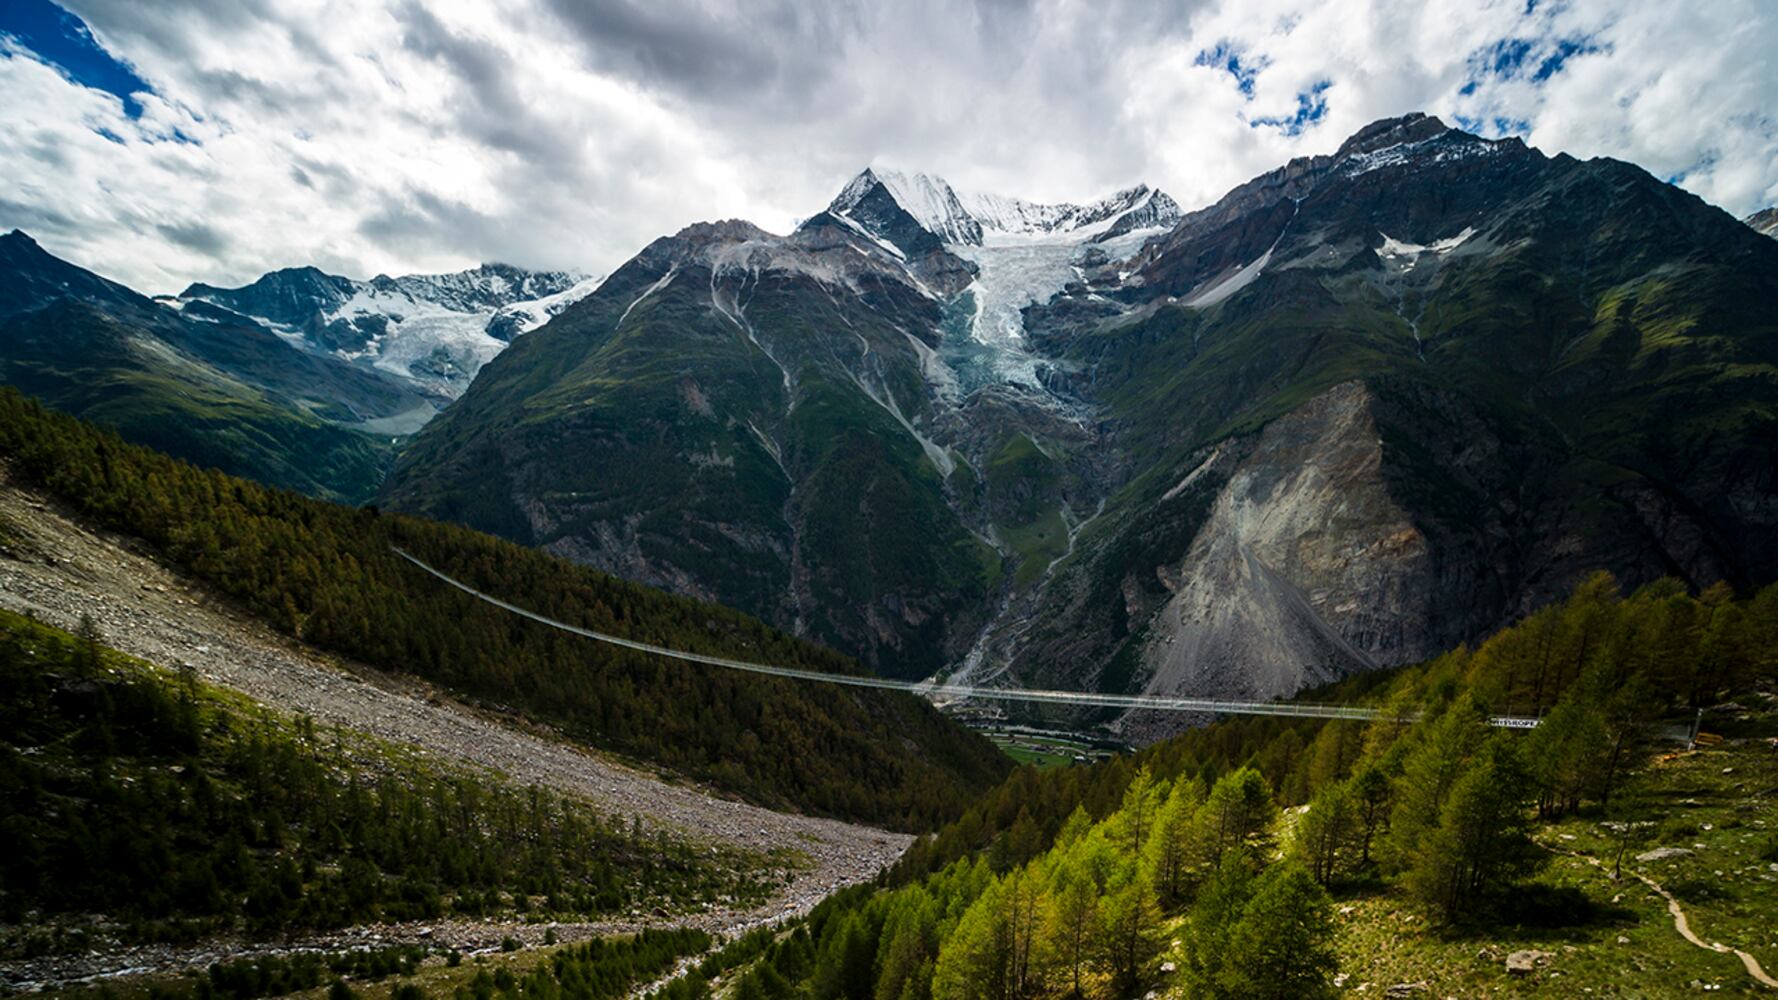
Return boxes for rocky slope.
[1748,207,1778,238]
[375,117,1778,735]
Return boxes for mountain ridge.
[823,167,1185,250]
[382,112,1778,739]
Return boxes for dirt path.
[1629,869,1778,989]
[0,477,911,991]
[1555,845,1778,990]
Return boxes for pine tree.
[1113,767,1163,857]
[1195,767,1276,864]
[1404,735,1539,920]
[1350,763,1392,867]
[1096,871,1161,998]
[1144,776,1203,908]
[1040,869,1098,999]
[1178,852,1254,998]
[1294,782,1359,885]
[1216,860,1338,999]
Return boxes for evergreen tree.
[1294,781,1359,885]
[1195,767,1276,864]
[1350,763,1392,867]
[1178,852,1255,998]
[1040,869,1098,999]
[1112,766,1163,857]
[1143,776,1203,908]
[1096,871,1161,998]
[1404,736,1539,920]
[1216,860,1338,999]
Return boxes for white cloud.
[2,0,1773,294]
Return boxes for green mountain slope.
[0,230,433,503]
[383,220,1002,680]
[0,389,1009,830]
[0,608,778,941]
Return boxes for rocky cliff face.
[1135,383,1432,712]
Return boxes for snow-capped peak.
[826,168,1183,249]
[831,168,983,245]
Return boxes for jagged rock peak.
[1747,207,1778,238]
[671,219,778,244]
[1333,112,1451,158]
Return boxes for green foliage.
[1196,766,1278,864]
[1293,781,1361,885]
[188,946,425,1000]
[0,610,773,940]
[1401,736,1542,921]
[0,388,1008,830]
[444,929,709,1000]
[701,571,1778,999]
[1212,861,1338,1000]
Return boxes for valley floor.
[0,473,911,993]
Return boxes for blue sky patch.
[1464,33,1603,91]
[0,0,152,118]
[1195,41,1263,96]
[1453,114,1531,139]
[1533,37,1600,81]
[1251,80,1330,136]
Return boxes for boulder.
[1636,847,1693,862]
[1506,950,1551,975]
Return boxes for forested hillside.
[0,389,1008,831]
[652,574,1778,998]
[0,608,778,952]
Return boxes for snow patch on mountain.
[1339,130,1502,178]
[1378,226,1476,267]
[831,168,1183,247]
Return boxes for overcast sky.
[2,0,1774,294]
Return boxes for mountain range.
[177,262,600,398]
[6,114,1777,741]
[0,233,593,502]
[380,114,1778,739]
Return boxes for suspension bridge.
[393,548,1544,730]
